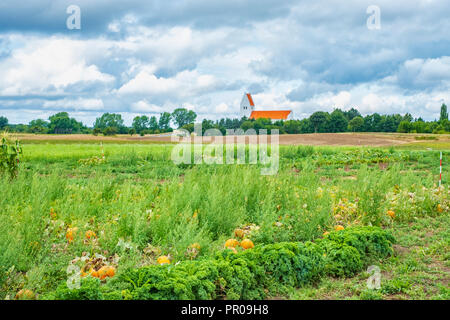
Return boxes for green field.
[0,140,448,300]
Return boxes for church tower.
[240,93,255,118]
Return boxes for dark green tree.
[0,116,8,129]
[132,116,149,134]
[171,108,197,128]
[329,109,348,132]
[48,112,84,134]
[94,113,125,132]
[310,111,329,133]
[440,103,448,122]
[158,112,172,131]
[348,116,364,132]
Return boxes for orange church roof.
[249,110,292,120]
[246,93,255,106]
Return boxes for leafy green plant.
[0,134,22,178]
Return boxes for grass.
[0,139,448,300]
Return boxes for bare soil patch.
[16,132,450,147]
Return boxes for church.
[240,93,293,121]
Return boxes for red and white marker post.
[439,151,442,187]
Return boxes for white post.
[439,151,442,187]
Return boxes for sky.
[0,0,449,126]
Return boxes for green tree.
[0,116,8,129]
[310,111,329,133]
[94,113,126,133]
[329,109,348,132]
[440,103,448,122]
[48,112,84,134]
[149,116,159,131]
[344,108,361,121]
[158,112,172,131]
[29,119,49,134]
[397,121,413,133]
[348,116,364,132]
[172,108,197,128]
[132,116,149,133]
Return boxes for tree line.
[1,104,448,135]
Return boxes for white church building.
[240,93,293,121]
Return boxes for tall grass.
[0,143,447,298]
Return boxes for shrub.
[0,135,22,179]
[45,226,395,300]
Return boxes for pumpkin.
[323,231,330,236]
[106,266,116,278]
[97,266,109,280]
[15,289,35,300]
[437,204,443,213]
[66,227,78,243]
[189,243,201,250]
[85,230,96,239]
[90,269,99,278]
[334,225,344,231]
[387,210,395,218]
[240,239,254,249]
[157,256,171,265]
[234,229,245,239]
[224,239,240,248]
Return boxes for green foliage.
[50,277,104,300]
[172,108,197,128]
[0,136,22,178]
[48,112,84,134]
[87,226,393,300]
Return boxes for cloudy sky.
[0,0,449,126]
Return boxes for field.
[0,133,449,300]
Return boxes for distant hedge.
[47,226,395,300]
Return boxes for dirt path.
[16,132,450,147]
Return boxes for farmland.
[0,133,448,300]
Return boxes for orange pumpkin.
[97,266,109,280]
[15,289,35,300]
[106,266,116,278]
[437,204,443,213]
[240,239,254,250]
[323,231,330,236]
[157,256,171,265]
[387,210,395,219]
[234,229,245,239]
[66,227,78,243]
[90,269,99,278]
[334,225,344,231]
[225,239,240,248]
[189,243,201,250]
[85,230,97,239]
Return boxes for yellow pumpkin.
[157,256,171,265]
[240,239,254,250]
[15,289,35,300]
[334,225,344,231]
[437,204,443,213]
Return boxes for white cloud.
[117,69,218,101]
[0,37,115,96]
